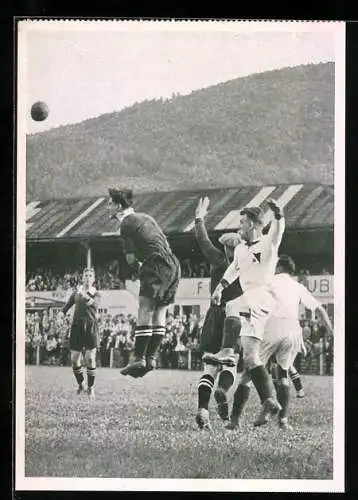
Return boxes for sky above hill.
[19,21,341,134]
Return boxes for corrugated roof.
[26,183,333,241]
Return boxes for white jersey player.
[228,255,333,430]
[203,199,285,426]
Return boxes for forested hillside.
[26,62,334,201]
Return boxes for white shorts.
[226,286,276,341]
[260,317,302,370]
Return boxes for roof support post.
[81,240,92,270]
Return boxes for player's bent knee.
[137,296,155,325]
[239,370,251,386]
[85,349,96,368]
[243,352,261,371]
[152,306,168,327]
[71,350,82,366]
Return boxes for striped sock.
[73,365,84,386]
[198,374,214,410]
[87,367,96,388]
[146,326,166,360]
[134,325,152,361]
[289,367,303,392]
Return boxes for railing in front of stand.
[25,340,333,375]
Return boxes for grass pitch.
[24,366,333,479]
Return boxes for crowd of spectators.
[297,315,334,375]
[26,260,332,292]
[26,305,333,374]
[25,309,205,369]
[26,261,126,292]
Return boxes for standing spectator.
[174,317,187,347]
[310,322,323,368]
[30,321,42,365]
[26,314,35,364]
[186,313,199,342]
[160,331,176,369]
[114,329,127,366]
[182,258,192,278]
[318,319,328,343]
[302,320,313,371]
[324,337,333,375]
[187,337,202,370]
[100,319,113,367]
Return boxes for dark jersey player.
[62,267,100,397]
[194,197,243,430]
[108,187,181,378]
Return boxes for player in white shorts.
[228,255,333,430]
[204,199,285,424]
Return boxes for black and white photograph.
[16,20,345,492]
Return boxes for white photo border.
[15,19,346,493]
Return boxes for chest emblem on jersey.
[253,252,261,263]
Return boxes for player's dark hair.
[108,188,133,208]
[277,255,296,275]
[240,206,264,226]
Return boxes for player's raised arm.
[62,292,75,315]
[194,197,226,268]
[266,198,285,249]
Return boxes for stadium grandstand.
[25,182,334,375]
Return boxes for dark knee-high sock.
[221,317,241,350]
[249,365,272,403]
[198,374,214,410]
[277,382,290,419]
[73,365,84,386]
[134,325,152,361]
[231,384,251,419]
[289,366,303,392]
[146,326,166,360]
[87,366,96,388]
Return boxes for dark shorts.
[200,305,226,354]
[69,319,99,351]
[139,253,181,307]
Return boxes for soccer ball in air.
[31,101,49,122]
